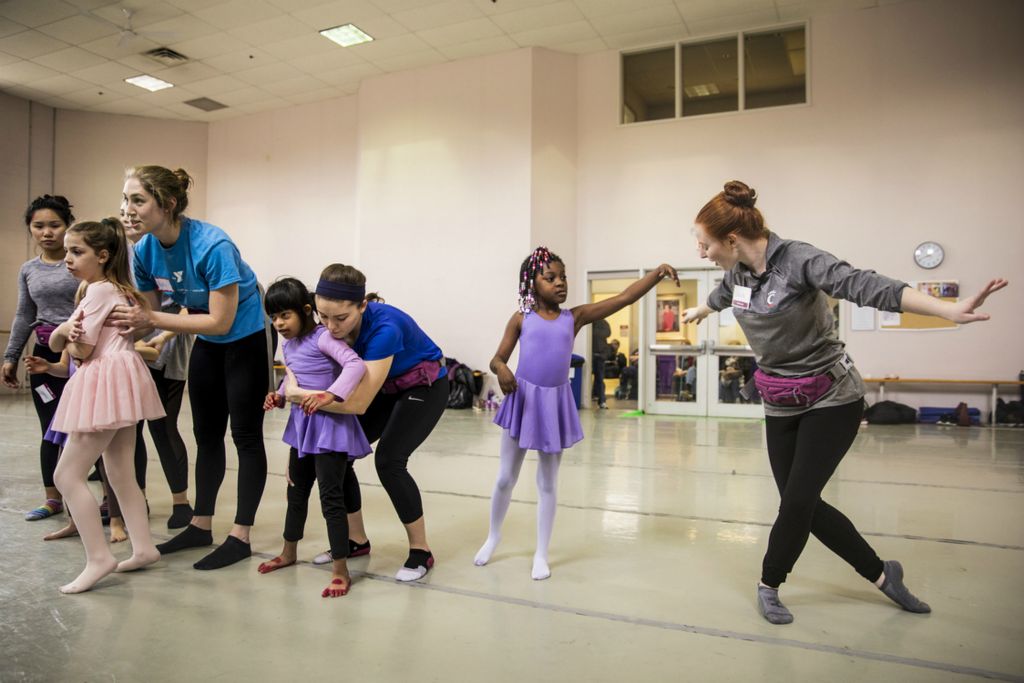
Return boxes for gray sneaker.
[757,585,794,625]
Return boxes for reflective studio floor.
[2,393,1023,683]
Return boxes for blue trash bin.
[569,354,585,409]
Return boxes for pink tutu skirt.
[493,378,583,453]
[51,351,165,433]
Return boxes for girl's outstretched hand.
[24,356,51,375]
[301,391,336,415]
[496,366,517,394]
[949,278,1008,324]
[263,391,284,411]
[655,264,680,286]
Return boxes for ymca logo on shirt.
[172,271,184,283]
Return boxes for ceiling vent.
[184,97,228,112]
[143,47,189,67]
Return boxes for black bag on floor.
[864,400,917,424]
[445,357,477,409]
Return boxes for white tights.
[474,431,562,580]
[53,426,159,593]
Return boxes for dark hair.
[264,277,317,337]
[67,217,145,308]
[25,195,74,227]
[318,264,382,303]
[518,246,564,312]
[125,166,193,220]
[695,180,769,241]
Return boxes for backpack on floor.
[445,357,477,409]
[864,400,917,425]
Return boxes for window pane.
[744,27,806,109]
[680,38,738,117]
[622,47,675,123]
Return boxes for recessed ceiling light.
[684,83,720,98]
[319,23,373,47]
[125,75,174,92]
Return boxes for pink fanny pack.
[34,325,57,347]
[382,359,443,395]
[753,355,853,407]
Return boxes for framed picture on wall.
[655,295,687,341]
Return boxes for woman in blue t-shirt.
[284,264,448,582]
[110,165,268,571]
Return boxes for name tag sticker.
[155,277,173,292]
[731,285,752,310]
[35,384,56,404]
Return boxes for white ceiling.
[0,0,898,122]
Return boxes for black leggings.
[188,330,268,527]
[29,343,69,489]
[283,448,353,560]
[761,400,884,587]
[355,376,449,525]
[147,366,189,495]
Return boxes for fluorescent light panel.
[320,23,373,47]
[125,74,174,92]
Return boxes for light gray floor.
[2,392,1022,682]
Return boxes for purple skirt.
[44,422,68,448]
[283,406,372,459]
[493,378,583,453]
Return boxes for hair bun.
[173,168,193,192]
[723,180,756,209]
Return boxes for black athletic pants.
[29,343,68,489]
[283,448,353,560]
[147,366,189,494]
[188,330,268,526]
[761,400,884,587]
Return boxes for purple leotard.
[279,326,371,458]
[494,309,583,453]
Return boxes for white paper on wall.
[851,305,876,331]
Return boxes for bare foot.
[257,555,296,575]
[109,518,128,543]
[321,573,351,598]
[44,522,79,540]
[60,555,118,594]
[116,547,161,572]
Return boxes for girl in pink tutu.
[48,217,165,593]
[475,247,678,579]
[259,278,371,598]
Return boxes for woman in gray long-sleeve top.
[2,196,80,521]
[684,181,1007,626]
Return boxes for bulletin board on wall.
[878,281,959,331]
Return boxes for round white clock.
[913,241,944,269]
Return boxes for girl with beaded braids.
[474,247,678,580]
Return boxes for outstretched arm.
[572,264,679,334]
[900,279,1008,324]
[489,312,523,394]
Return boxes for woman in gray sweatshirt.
[684,181,1006,625]
[3,195,80,521]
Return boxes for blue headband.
[315,280,365,302]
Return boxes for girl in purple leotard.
[474,246,678,580]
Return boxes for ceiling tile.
[62,87,126,107]
[85,97,151,114]
[590,5,684,36]
[603,23,689,49]
[391,1,484,32]
[283,86,346,105]
[370,0,451,12]
[116,51,171,72]
[0,18,24,39]
[84,76,146,98]
[79,32,160,60]
[315,62,383,87]
[290,1,384,30]
[0,60,62,84]
[436,35,519,60]
[574,0,678,19]
[192,0,284,30]
[39,95,80,109]
[0,30,70,59]
[0,0,79,28]
[260,34,339,61]
[233,62,307,86]
[137,13,221,43]
[288,48,368,75]
[265,0,340,10]
[416,17,503,48]
[70,60,140,85]
[345,14,411,41]
[214,85,276,106]
[510,20,599,48]
[35,13,120,44]
[151,61,222,85]
[167,32,250,60]
[685,9,780,36]
[236,97,291,114]
[372,48,447,72]
[62,0,117,10]
[262,75,332,96]
[136,84,197,105]
[90,3,184,30]
[347,32,429,61]
[676,0,776,23]
[32,46,109,72]
[552,37,609,54]
[165,0,233,11]
[0,50,21,67]
[200,47,276,73]
[490,1,584,34]
[31,74,97,96]
[181,74,251,95]
[470,0,562,14]
[0,83,50,102]
[227,15,317,46]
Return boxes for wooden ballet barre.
[863,378,1024,420]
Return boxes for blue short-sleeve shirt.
[354,302,446,379]
[133,216,263,343]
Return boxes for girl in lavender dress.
[258,278,371,598]
[474,247,678,580]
